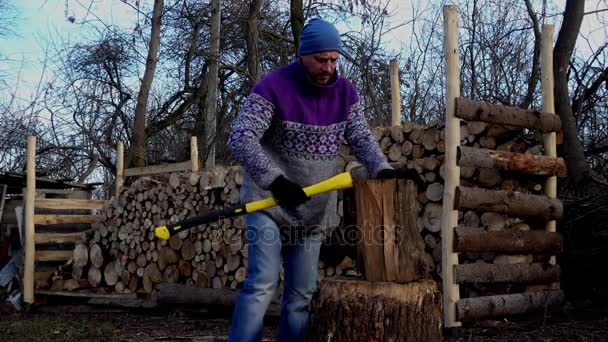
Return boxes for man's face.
[300,51,340,85]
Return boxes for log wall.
[49,121,550,299]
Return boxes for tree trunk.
[457,146,567,176]
[454,263,560,283]
[521,0,541,109]
[246,0,262,86]
[455,98,561,132]
[306,279,442,342]
[553,0,593,189]
[454,226,563,254]
[130,0,163,167]
[203,0,221,169]
[290,0,304,55]
[455,186,563,220]
[457,291,564,321]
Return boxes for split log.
[480,213,506,231]
[354,179,430,282]
[181,240,195,261]
[457,146,567,177]
[422,203,442,233]
[88,267,102,287]
[388,143,403,161]
[456,290,564,321]
[163,264,179,283]
[402,121,414,133]
[90,244,104,268]
[455,98,561,132]
[463,211,480,228]
[390,125,405,143]
[477,168,502,187]
[380,136,393,152]
[306,279,442,342]
[104,261,118,286]
[158,247,178,270]
[454,263,560,283]
[454,227,563,254]
[401,141,413,156]
[425,182,443,202]
[422,127,439,151]
[467,121,487,135]
[455,187,563,221]
[412,144,425,159]
[73,243,88,267]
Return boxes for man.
[227,18,401,341]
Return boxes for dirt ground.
[1,305,607,342]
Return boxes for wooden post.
[441,5,461,328]
[24,136,36,304]
[116,141,124,195]
[541,24,557,267]
[0,184,7,227]
[191,136,199,172]
[390,59,401,126]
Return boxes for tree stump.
[354,179,432,282]
[306,278,442,342]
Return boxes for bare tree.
[130,0,164,167]
[290,0,303,54]
[203,0,221,168]
[246,0,263,86]
[554,0,607,192]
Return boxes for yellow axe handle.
[245,172,353,212]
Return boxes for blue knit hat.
[298,18,343,56]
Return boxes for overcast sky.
[0,0,606,107]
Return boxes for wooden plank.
[455,97,561,132]
[35,231,89,244]
[453,226,563,254]
[454,263,561,283]
[34,214,103,225]
[88,298,158,308]
[35,290,138,299]
[35,198,108,210]
[35,250,73,262]
[124,160,192,177]
[24,136,37,304]
[457,290,564,321]
[457,146,567,177]
[35,189,91,196]
[455,186,563,221]
[441,4,462,328]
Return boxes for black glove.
[375,168,426,188]
[269,175,309,207]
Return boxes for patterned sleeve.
[344,102,392,177]
[227,93,283,189]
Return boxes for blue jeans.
[228,212,322,342]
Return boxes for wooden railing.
[115,136,200,194]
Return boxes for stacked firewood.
[58,121,543,295]
[337,121,547,285]
[62,168,249,294]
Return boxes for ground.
[1,305,607,342]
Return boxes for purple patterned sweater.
[228,60,391,230]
